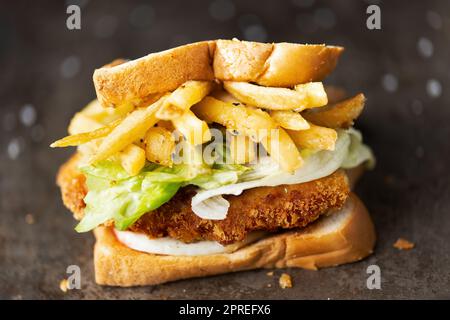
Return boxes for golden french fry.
[133,136,146,149]
[50,119,121,148]
[294,82,328,109]
[77,140,102,163]
[81,99,134,124]
[144,127,175,167]
[260,128,303,172]
[302,93,365,128]
[287,123,337,151]
[156,120,175,131]
[223,81,327,111]
[80,99,102,114]
[133,93,166,109]
[168,81,214,109]
[156,81,214,120]
[229,134,256,164]
[89,98,165,163]
[155,101,183,120]
[68,113,104,135]
[171,110,211,145]
[270,110,310,130]
[119,144,146,176]
[192,96,277,141]
[171,140,206,167]
[210,88,241,103]
[193,97,301,171]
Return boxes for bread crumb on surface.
[267,283,272,288]
[393,238,415,250]
[25,214,35,225]
[59,279,69,293]
[279,273,293,289]
[266,271,274,276]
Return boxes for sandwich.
[52,39,376,287]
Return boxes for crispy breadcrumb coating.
[279,273,293,289]
[393,238,415,250]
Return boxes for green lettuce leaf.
[341,128,375,169]
[75,158,250,232]
[76,176,180,232]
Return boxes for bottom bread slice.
[93,193,375,287]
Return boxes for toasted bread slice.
[214,40,343,87]
[93,39,343,107]
[93,41,215,107]
[93,193,375,286]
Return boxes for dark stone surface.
[1,0,449,299]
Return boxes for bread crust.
[213,40,274,82]
[214,40,344,87]
[93,41,215,107]
[93,193,375,287]
[56,153,86,220]
[93,39,344,107]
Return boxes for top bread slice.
[93,39,344,107]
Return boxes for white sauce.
[114,229,266,256]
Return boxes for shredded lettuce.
[341,128,375,169]
[76,166,181,232]
[76,159,249,232]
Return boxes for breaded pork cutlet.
[57,154,350,245]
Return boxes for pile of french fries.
[52,79,365,175]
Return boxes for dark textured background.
[1,0,449,299]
